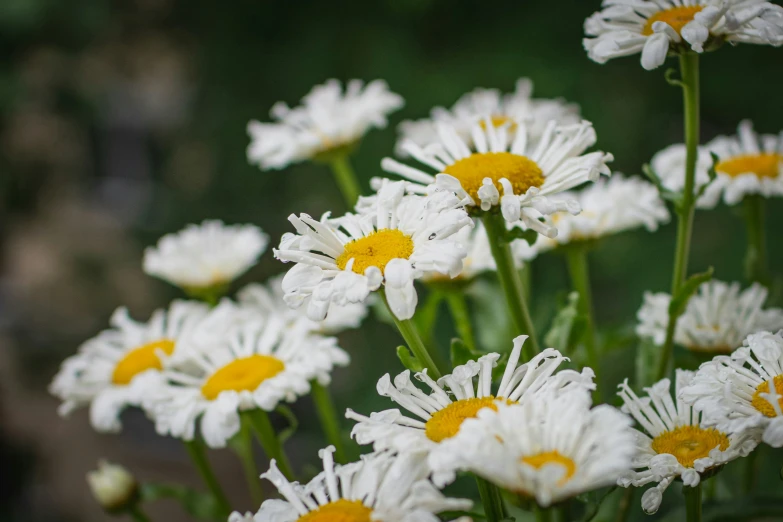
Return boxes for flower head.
[274,180,472,320]
[427,393,635,507]
[584,0,783,70]
[346,336,595,461]
[143,220,268,291]
[87,461,138,512]
[241,446,471,522]
[680,330,783,448]
[637,280,783,353]
[247,79,403,169]
[146,317,348,448]
[396,78,580,155]
[381,119,612,236]
[49,300,209,432]
[618,371,757,514]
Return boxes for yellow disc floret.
[442,152,544,204]
[201,355,285,400]
[425,397,514,443]
[751,375,783,417]
[336,229,415,275]
[650,426,730,468]
[296,499,372,522]
[716,153,782,179]
[112,339,175,385]
[642,6,704,36]
[521,450,578,486]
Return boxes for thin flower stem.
[657,52,700,382]
[684,483,702,522]
[246,409,295,480]
[482,213,540,358]
[475,476,507,522]
[329,155,362,208]
[535,505,553,522]
[183,439,231,516]
[310,380,349,464]
[743,194,769,286]
[564,246,600,382]
[615,488,635,522]
[445,290,477,351]
[128,504,152,522]
[380,288,444,378]
[232,417,263,504]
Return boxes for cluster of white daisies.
[50,1,783,520]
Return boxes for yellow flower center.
[296,499,372,522]
[715,153,782,179]
[425,397,513,443]
[751,375,783,417]
[201,355,285,400]
[442,152,545,204]
[520,450,577,486]
[112,339,175,385]
[479,115,518,131]
[642,6,704,36]
[650,426,730,468]
[335,229,414,275]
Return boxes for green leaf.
[642,163,681,206]
[664,67,684,87]
[579,486,618,522]
[544,292,585,356]
[396,345,423,373]
[275,404,299,443]
[412,289,444,340]
[450,337,474,368]
[139,483,224,520]
[505,226,538,247]
[668,267,714,318]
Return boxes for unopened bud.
[86,460,138,512]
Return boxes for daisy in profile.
[396,78,580,155]
[427,392,635,506]
[346,336,595,457]
[238,275,369,335]
[651,143,720,209]
[273,180,472,321]
[246,79,403,169]
[143,220,268,294]
[618,372,757,514]
[147,317,348,448]
[637,280,783,353]
[49,300,209,432]
[681,330,783,448]
[584,0,783,70]
[534,174,670,252]
[237,446,470,522]
[382,119,612,235]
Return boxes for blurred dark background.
[1,0,782,520]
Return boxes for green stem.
[245,409,295,480]
[743,449,760,495]
[128,504,151,522]
[310,380,349,464]
[329,155,362,208]
[564,246,599,379]
[535,505,553,522]
[445,291,476,351]
[684,483,702,522]
[183,439,231,516]
[615,488,635,522]
[381,288,444,379]
[475,476,507,522]
[656,52,700,382]
[231,418,263,504]
[743,195,769,286]
[482,213,540,358]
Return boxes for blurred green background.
[1,0,782,520]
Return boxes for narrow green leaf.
[396,345,423,373]
[450,337,473,368]
[544,292,582,354]
[505,226,538,247]
[275,404,299,443]
[669,267,714,318]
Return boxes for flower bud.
[86,461,138,512]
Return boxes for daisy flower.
[584,0,783,71]
[246,79,403,169]
[381,119,612,236]
[143,220,268,292]
[427,393,635,506]
[396,78,580,155]
[651,143,721,209]
[346,336,595,458]
[273,180,472,321]
[238,275,369,335]
[238,446,471,522]
[681,330,783,448]
[618,371,757,514]
[49,300,209,432]
[146,317,348,448]
[534,174,670,252]
[636,280,783,353]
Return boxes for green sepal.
[396,345,424,373]
[668,267,714,319]
[138,483,225,520]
